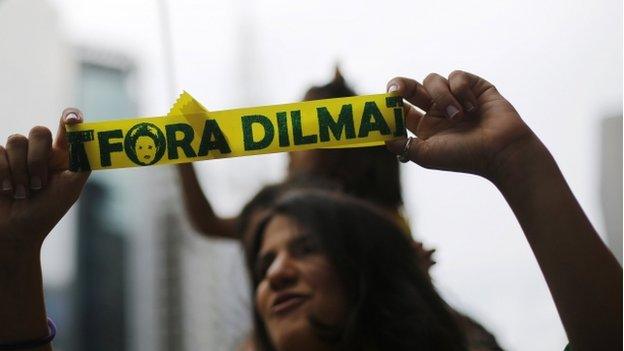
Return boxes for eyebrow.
[255,233,310,272]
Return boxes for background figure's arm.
[494,140,622,351]
[176,163,238,239]
[386,71,622,351]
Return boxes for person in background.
[176,68,431,266]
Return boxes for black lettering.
[98,130,123,167]
[276,112,290,147]
[67,130,94,171]
[386,96,406,137]
[317,104,355,142]
[198,119,231,155]
[242,115,274,151]
[358,101,391,138]
[166,123,197,159]
[291,110,317,145]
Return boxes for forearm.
[0,241,52,351]
[494,140,622,350]
[176,164,238,239]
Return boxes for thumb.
[50,108,85,170]
[56,169,91,204]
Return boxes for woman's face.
[255,215,348,351]
[136,136,156,163]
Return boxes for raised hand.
[0,108,90,246]
[386,70,544,183]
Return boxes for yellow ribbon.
[66,92,405,171]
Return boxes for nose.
[266,252,298,291]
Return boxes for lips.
[271,292,310,316]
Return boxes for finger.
[448,70,478,113]
[55,169,91,205]
[423,73,464,120]
[27,126,53,190]
[384,104,422,150]
[0,147,11,194]
[387,135,453,170]
[54,107,84,152]
[454,70,505,105]
[403,101,424,134]
[6,134,29,199]
[386,78,426,134]
[386,136,428,167]
[51,108,85,171]
[387,77,433,111]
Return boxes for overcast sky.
[2,0,622,349]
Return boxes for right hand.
[386,70,547,183]
[0,109,90,248]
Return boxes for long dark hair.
[245,190,466,351]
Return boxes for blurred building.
[0,1,253,350]
[600,115,623,264]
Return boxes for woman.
[246,190,466,351]
[0,70,620,351]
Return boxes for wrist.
[488,134,558,192]
[0,238,42,263]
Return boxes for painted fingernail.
[14,185,26,199]
[464,102,475,112]
[2,179,11,191]
[387,84,399,93]
[65,112,80,123]
[445,105,460,119]
[30,176,42,190]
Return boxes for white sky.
[2,0,622,349]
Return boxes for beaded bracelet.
[0,318,56,350]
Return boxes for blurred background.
[0,0,621,350]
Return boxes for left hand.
[0,108,90,248]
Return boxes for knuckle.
[448,70,467,81]
[450,78,470,94]
[29,126,52,140]
[424,73,443,85]
[28,157,45,171]
[6,134,28,148]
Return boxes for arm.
[0,244,50,351]
[0,109,90,350]
[496,137,621,351]
[386,71,622,350]
[176,163,238,239]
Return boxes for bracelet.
[0,318,56,350]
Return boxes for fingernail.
[387,84,399,93]
[2,179,11,191]
[464,102,475,112]
[30,176,42,190]
[14,185,26,199]
[65,112,80,123]
[445,105,460,119]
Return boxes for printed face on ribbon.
[136,136,156,162]
[124,123,166,166]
